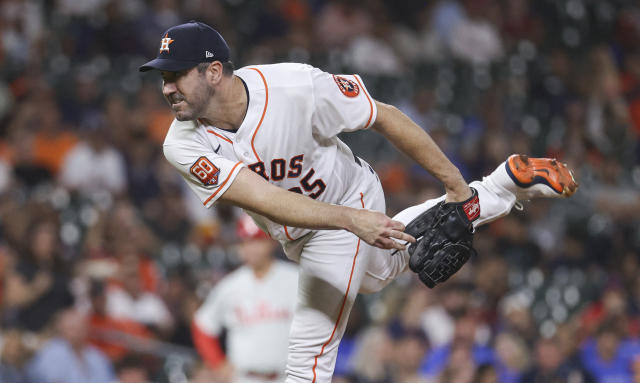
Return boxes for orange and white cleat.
[504,154,579,200]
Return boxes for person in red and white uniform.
[192,214,298,383]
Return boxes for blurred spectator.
[0,0,43,66]
[397,88,438,133]
[393,286,432,334]
[346,3,402,76]
[0,329,29,383]
[390,326,430,383]
[420,283,472,347]
[580,285,630,339]
[493,332,529,383]
[448,0,503,65]
[75,72,105,122]
[585,46,634,164]
[430,0,466,45]
[498,292,537,345]
[2,219,74,331]
[421,315,494,379]
[589,156,640,223]
[114,354,150,383]
[314,0,373,49]
[343,326,394,383]
[521,335,594,383]
[580,320,632,382]
[4,91,76,187]
[473,255,509,308]
[164,266,200,347]
[7,130,51,189]
[104,93,135,150]
[501,0,541,49]
[130,83,174,145]
[435,342,477,383]
[125,133,161,206]
[556,323,595,382]
[389,3,445,65]
[87,279,153,361]
[474,363,498,383]
[31,95,79,175]
[521,337,565,383]
[26,309,115,383]
[105,256,174,335]
[96,200,158,262]
[60,119,127,196]
[144,183,192,243]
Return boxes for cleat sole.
[506,154,579,197]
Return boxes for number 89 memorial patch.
[190,156,220,186]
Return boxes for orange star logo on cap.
[159,33,174,53]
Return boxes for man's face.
[161,67,213,121]
[237,238,275,269]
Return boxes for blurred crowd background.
[1,0,640,382]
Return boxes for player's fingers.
[389,239,408,250]
[374,238,395,250]
[378,237,407,251]
[390,230,415,243]
[389,220,406,231]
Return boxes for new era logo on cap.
[139,21,230,72]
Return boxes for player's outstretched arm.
[219,168,415,250]
[371,100,471,203]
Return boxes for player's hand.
[349,209,416,250]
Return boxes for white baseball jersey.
[163,63,377,247]
[193,261,298,375]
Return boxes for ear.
[205,61,224,85]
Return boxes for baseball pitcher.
[140,21,578,382]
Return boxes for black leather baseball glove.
[404,188,480,288]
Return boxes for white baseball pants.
[283,163,517,382]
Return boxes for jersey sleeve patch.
[190,156,220,186]
[333,75,360,98]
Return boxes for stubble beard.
[173,82,215,121]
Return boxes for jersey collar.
[233,67,269,163]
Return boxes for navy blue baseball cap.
[139,21,230,72]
